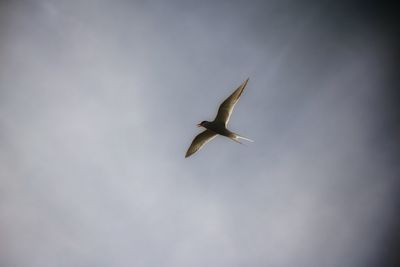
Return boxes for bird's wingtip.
[242,77,249,87]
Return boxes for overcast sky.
[1,1,399,267]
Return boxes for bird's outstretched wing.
[214,78,249,126]
[185,130,217,158]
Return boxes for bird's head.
[197,121,209,128]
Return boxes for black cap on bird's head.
[197,121,208,127]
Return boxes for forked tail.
[229,132,254,144]
[237,135,254,142]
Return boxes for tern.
[185,78,253,158]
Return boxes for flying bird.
[185,78,253,158]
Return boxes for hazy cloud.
[1,1,399,267]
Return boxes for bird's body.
[185,78,253,158]
[197,121,232,137]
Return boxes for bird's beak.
[197,124,201,127]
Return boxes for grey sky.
[1,1,399,267]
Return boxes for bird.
[185,78,253,158]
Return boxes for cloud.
[1,1,398,267]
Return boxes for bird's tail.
[229,132,254,144]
